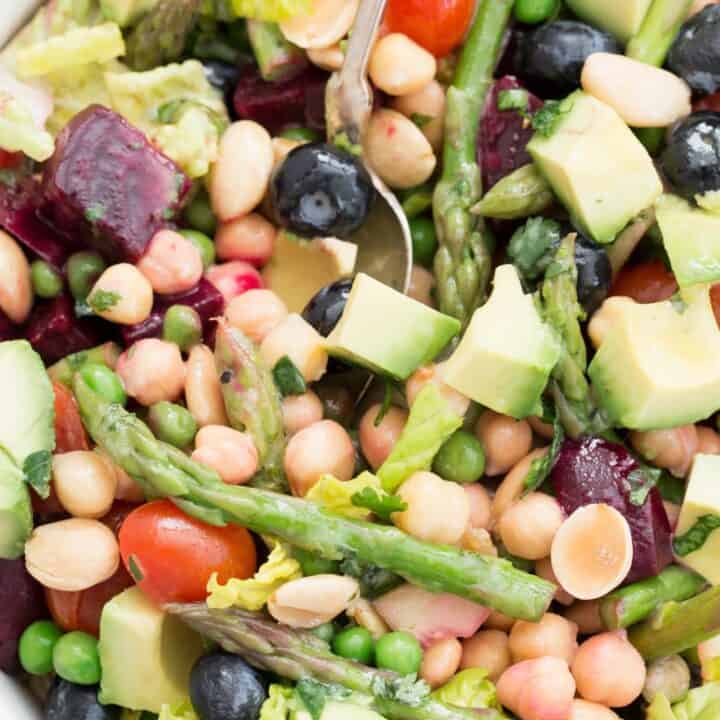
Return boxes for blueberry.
[302,279,353,337]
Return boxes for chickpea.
[205,260,263,304]
[420,637,462,688]
[359,403,408,471]
[629,424,698,477]
[211,121,274,221]
[215,214,276,267]
[369,34,437,96]
[571,631,646,707]
[407,265,436,307]
[261,314,328,383]
[225,289,288,344]
[185,344,229,427]
[96,450,144,503]
[642,654,690,704]
[406,363,470,418]
[569,700,621,720]
[509,613,578,665]
[391,80,446,151]
[137,229,203,295]
[564,601,604,636]
[116,339,186,407]
[25,519,119,591]
[461,630,511,681]
[491,448,549,523]
[52,451,117,519]
[0,229,32,324]
[282,391,324,435]
[465,484,492,530]
[475,410,533,477]
[528,415,554,440]
[284,420,355,496]
[498,492,564,560]
[307,44,344,71]
[88,264,153,325]
[697,425,720,454]
[536,556,574,606]
[366,109,436,190]
[192,426,259,485]
[485,610,515,633]
[394,471,470,545]
[268,574,359,628]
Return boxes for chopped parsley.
[88,290,122,313]
[531,100,572,138]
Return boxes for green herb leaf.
[673,514,720,557]
[84,204,105,223]
[627,465,662,507]
[531,100,571,138]
[23,450,52,499]
[88,290,121,313]
[272,356,307,397]
[295,679,351,720]
[370,675,430,707]
[507,217,563,282]
[657,472,685,506]
[351,486,407,521]
[523,413,564,494]
[128,554,145,582]
[497,88,529,113]
[410,112,433,128]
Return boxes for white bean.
[391,80,446,151]
[52,451,117,519]
[215,213,276,267]
[137,229,203,295]
[366,109,437,190]
[279,0,359,49]
[369,34,437,96]
[211,121,274,222]
[307,44,345,71]
[260,313,328,383]
[192,425,259,485]
[185,344,229,427]
[0,229,32,324]
[25,518,119,591]
[88,263,153,325]
[582,53,692,128]
[282,391,325,435]
[116,339,186,407]
[420,637,462,688]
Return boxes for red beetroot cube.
[42,105,190,263]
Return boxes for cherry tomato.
[610,261,678,304]
[53,382,90,453]
[45,566,134,636]
[118,500,257,604]
[385,0,475,57]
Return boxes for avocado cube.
[442,265,561,419]
[675,454,720,585]
[589,284,720,429]
[655,194,720,288]
[325,273,460,381]
[99,587,205,713]
[565,0,653,42]
[0,450,32,560]
[528,92,663,244]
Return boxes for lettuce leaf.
[206,540,301,611]
[259,685,294,720]
[229,0,312,21]
[306,472,382,521]
[0,91,53,161]
[648,683,720,720]
[377,384,463,493]
[158,700,199,720]
[432,669,505,714]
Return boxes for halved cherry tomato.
[610,261,678,304]
[118,500,257,604]
[385,0,475,57]
[53,382,90,453]
[45,566,134,636]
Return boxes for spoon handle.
[341,0,387,87]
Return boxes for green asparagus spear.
[214,320,287,492]
[169,603,504,720]
[625,0,693,67]
[629,585,720,661]
[125,0,203,71]
[600,566,706,630]
[472,164,555,220]
[247,20,307,82]
[73,376,555,621]
[433,0,514,325]
[48,342,120,388]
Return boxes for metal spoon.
[326,0,413,294]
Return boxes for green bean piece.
[30,261,63,299]
[67,252,107,300]
[162,305,203,352]
[78,363,127,406]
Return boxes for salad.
[2,0,720,719]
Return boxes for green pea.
[30,261,63,299]
[374,631,422,676]
[280,127,321,143]
[178,229,216,270]
[292,547,340,576]
[433,430,486,484]
[310,623,336,644]
[183,191,217,236]
[409,217,438,268]
[148,401,198,449]
[79,363,127,406]
[19,620,63,675]
[162,305,203,352]
[67,252,107,300]
[513,0,560,24]
[332,626,374,664]
[52,631,101,685]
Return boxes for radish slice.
[551,504,633,600]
